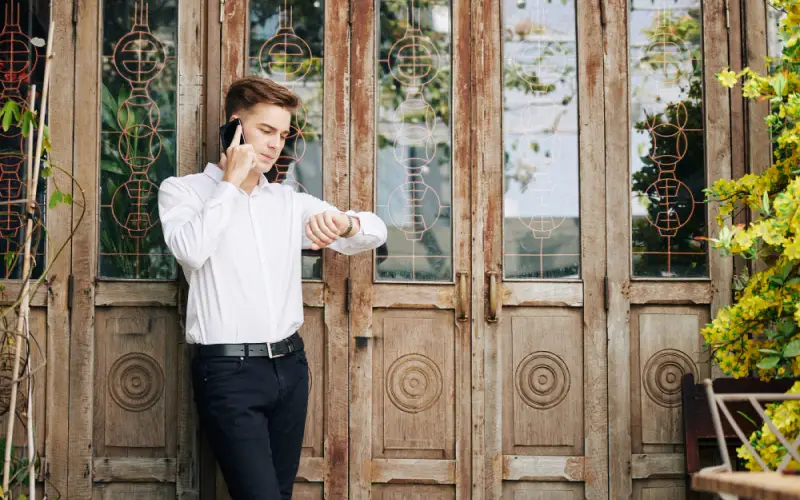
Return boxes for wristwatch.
[341,214,354,237]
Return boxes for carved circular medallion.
[643,349,697,408]
[386,354,443,414]
[515,352,570,410]
[108,353,164,412]
[0,353,26,416]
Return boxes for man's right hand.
[221,125,256,189]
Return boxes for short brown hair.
[225,76,299,119]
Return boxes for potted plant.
[704,0,800,471]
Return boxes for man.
[158,76,387,499]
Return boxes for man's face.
[232,103,292,174]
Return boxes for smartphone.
[219,118,246,150]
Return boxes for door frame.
[68,0,205,497]
[214,0,351,497]
[603,0,733,498]
[471,0,608,498]
[348,0,473,497]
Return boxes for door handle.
[457,272,468,322]
[487,271,499,323]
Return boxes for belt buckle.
[267,341,285,359]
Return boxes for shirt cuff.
[347,211,382,237]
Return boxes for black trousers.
[192,349,309,500]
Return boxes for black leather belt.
[196,332,304,359]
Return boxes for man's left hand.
[305,212,359,250]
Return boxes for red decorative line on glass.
[256,0,313,192]
[641,102,703,273]
[384,0,447,246]
[0,1,39,274]
[505,1,575,278]
[633,4,705,276]
[108,0,166,239]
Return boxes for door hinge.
[73,0,80,24]
[67,274,74,309]
[344,278,351,314]
[603,275,609,311]
[725,0,730,30]
[219,0,225,23]
[599,0,606,27]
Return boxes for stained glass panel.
[249,0,324,281]
[630,0,708,278]
[502,0,580,280]
[99,0,177,279]
[376,0,453,282]
[0,1,47,280]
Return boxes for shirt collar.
[203,163,270,191]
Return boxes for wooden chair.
[681,373,795,499]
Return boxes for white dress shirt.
[158,163,388,345]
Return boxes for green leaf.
[762,191,771,215]
[4,251,14,271]
[779,318,795,336]
[41,166,52,178]
[757,355,781,369]
[737,410,759,428]
[1,100,18,131]
[786,277,800,285]
[759,348,781,354]
[100,160,126,175]
[19,110,33,137]
[772,72,787,96]
[784,340,800,358]
[49,190,63,209]
[42,124,51,151]
[63,193,73,205]
[766,328,780,339]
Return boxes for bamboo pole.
[2,21,55,495]
[24,84,35,500]
[25,315,33,500]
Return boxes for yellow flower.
[785,237,800,260]
[717,69,738,88]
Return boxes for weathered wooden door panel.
[92,308,180,457]
[0,309,47,496]
[604,0,732,498]
[0,0,74,498]
[472,0,607,499]
[349,0,472,497]
[69,0,204,497]
[501,309,584,458]
[371,310,456,461]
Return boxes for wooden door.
[213,0,351,498]
[348,0,473,498]
[472,0,608,499]
[69,0,204,498]
[604,1,731,499]
[0,1,73,498]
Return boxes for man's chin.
[253,163,274,174]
